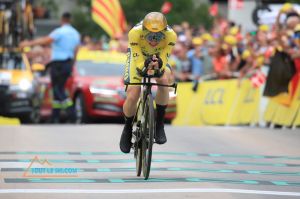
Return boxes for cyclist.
[120,12,177,153]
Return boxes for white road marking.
[0,188,299,196]
[0,163,29,168]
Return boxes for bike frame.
[125,73,177,179]
[125,76,177,140]
[125,77,177,96]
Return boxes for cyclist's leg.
[123,86,141,117]
[120,48,141,153]
[123,47,142,117]
[154,66,172,144]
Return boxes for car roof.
[77,49,126,64]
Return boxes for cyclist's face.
[145,31,165,46]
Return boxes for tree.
[121,0,205,25]
[287,0,300,3]
[193,3,213,30]
[71,0,213,38]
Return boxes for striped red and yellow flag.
[92,0,127,38]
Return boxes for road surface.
[0,125,299,199]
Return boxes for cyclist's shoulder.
[129,22,143,33]
[128,22,143,40]
[164,26,177,41]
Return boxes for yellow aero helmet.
[143,12,167,32]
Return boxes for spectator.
[187,37,204,81]
[81,34,92,46]
[172,43,192,82]
[20,12,80,123]
[222,35,240,72]
[212,43,230,78]
[263,5,299,100]
[290,24,300,97]
[201,33,215,75]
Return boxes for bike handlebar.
[137,67,164,78]
[125,82,177,94]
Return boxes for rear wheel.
[142,94,155,180]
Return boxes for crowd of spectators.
[167,3,300,87]
[76,3,299,89]
[29,3,300,92]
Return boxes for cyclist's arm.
[128,28,144,70]
[160,30,177,69]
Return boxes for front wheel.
[135,140,142,176]
[142,94,155,180]
[134,102,143,177]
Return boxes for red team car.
[38,50,176,123]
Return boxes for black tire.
[75,93,89,124]
[135,141,142,176]
[142,94,155,180]
[134,101,143,176]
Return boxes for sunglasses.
[145,32,165,42]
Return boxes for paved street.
[0,125,299,199]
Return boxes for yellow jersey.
[128,22,177,70]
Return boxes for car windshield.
[0,53,26,70]
[76,60,124,76]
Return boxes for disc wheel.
[134,101,143,177]
[135,137,142,176]
[142,94,155,180]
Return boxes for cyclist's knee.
[157,72,169,84]
[157,70,171,91]
[125,86,140,104]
